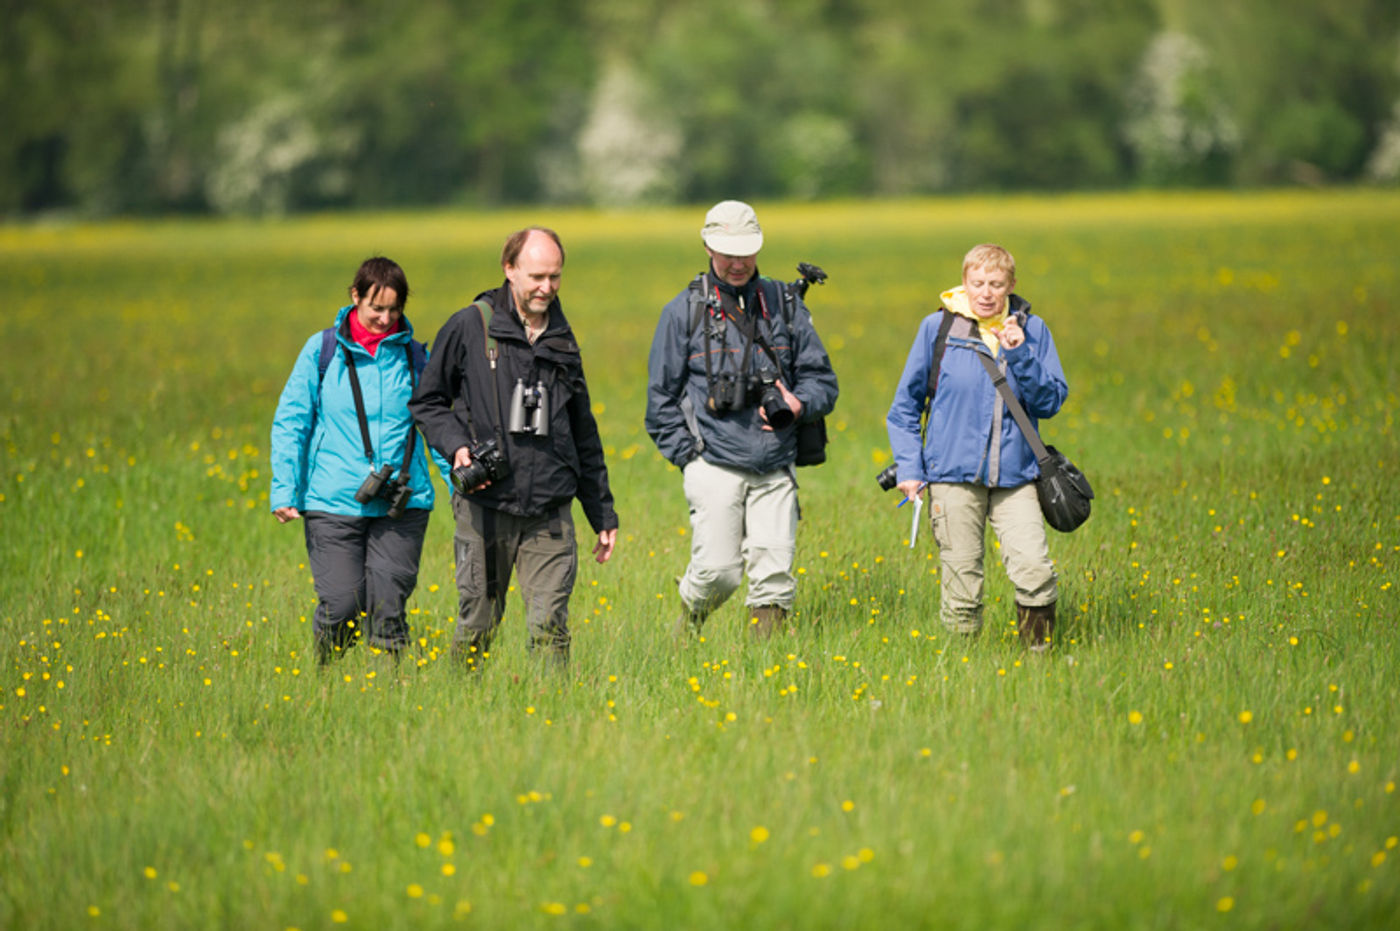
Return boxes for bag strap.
[973,350,1051,464]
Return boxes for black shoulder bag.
[974,350,1093,533]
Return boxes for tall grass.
[3,191,1397,929]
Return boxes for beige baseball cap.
[701,200,763,256]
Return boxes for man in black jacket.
[410,227,618,666]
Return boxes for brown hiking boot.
[1017,602,1056,652]
[672,608,708,642]
[749,604,790,640]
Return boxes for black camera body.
[355,463,415,518]
[450,438,510,494]
[753,359,795,430]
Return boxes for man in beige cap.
[645,201,839,639]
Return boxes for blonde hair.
[962,243,1016,282]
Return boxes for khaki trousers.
[678,457,798,613]
[927,482,1057,633]
[451,495,577,658]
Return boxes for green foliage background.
[5,0,1399,214]
[2,191,1399,928]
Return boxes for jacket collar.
[478,282,573,343]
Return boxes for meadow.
[2,191,1398,929]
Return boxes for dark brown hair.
[349,256,409,309]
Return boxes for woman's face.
[352,285,402,334]
[963,263,1014,319]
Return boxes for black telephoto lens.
[876,464,899,491]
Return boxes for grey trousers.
[303,508,430,650]
[452,495,577,659]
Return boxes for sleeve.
[644,293,701,468]
[885,314,938,484]
[409,311,475,462]
[1003,316,1068,419]
[567,375,619,534]
[784,294,839,422]
[269,335,321,511]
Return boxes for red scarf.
[348,310,402,356]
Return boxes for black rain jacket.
[409,283,618,533]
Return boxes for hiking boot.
[749,604,790,640]
[1017,602,1056,653]
[671,608,708,642]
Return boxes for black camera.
[508,378,549,436]
[790,262,828,298]
[876,464,899,491]
[450,438,510,494]
[754,359,794,430]
[355,463,414,518]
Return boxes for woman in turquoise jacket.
[270,257,440,665]
[886,244,1067,651]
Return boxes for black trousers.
[303,508,430,651]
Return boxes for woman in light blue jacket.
[886,244,1067,651]
[271,257,439,665]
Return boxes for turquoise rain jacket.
[886,295,1067,488]
[271,306,445,516]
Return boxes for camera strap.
[340,341,420,483]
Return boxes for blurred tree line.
[4,0,1398,216]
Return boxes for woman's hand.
[896,479,925,502]
[996,317,1025,349]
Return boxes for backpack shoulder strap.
[317,326,337,384]
[925,310,959,403]
[409,339,427,376]
[473,298,498,367]
[686,274,708,334]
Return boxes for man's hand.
[273,506,301,524]
[593,528,617,564]
[996,317,1025,350]
[452,445,491,491]
[759,380,804,432]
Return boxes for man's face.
[706,247,757,288]
[505,232,564,316]
[962,263,1014,319]
[351,285,402,334]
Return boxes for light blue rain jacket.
[270,306,445,516]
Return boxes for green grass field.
[3,191,1398,929]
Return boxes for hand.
[996,317,1025,350]
[896,480,925,503]
[273,506,301,523]
[593,528,617,564]
[759,380,804,432]
[451,445,491,491]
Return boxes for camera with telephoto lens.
[875,463,899,491]
[449,437,510,494]
[355,463,414,518]
[508,378,549,436]
[753,358,794,429]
